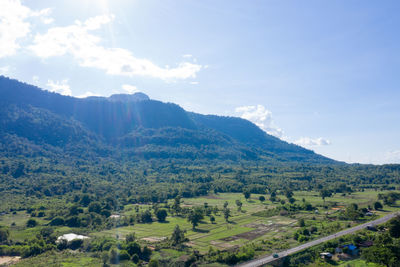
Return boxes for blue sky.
[1,0,399,164]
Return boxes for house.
[342,244,358,256]
[320,252,333,259]
[56,233,89,243]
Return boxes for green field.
[4,189,399,266]
[92,190,397,253]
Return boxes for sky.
[0,0,399,164]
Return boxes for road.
[237,211,400,267]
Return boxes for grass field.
[2,189,399,266]
[93,190,399,254]
[13,251,104,267]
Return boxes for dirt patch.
[221,223,288,241]
[210,240,238,249]
[141,236,167,242]
[0,256,21,265]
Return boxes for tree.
[243,190,251,201]
[187,208,203,229]
[362,246,396,267]
[235,199,243,211]
[298,218,305,227]
[88,201,102,213]
[0,228,9,242]
[289,197,296,204]
[319,189,332,203]
[140,210,153,223]
[344,204,361,221]
[259,196,265,202]
[223,208,231,222]
[109,248,119,264]
[69,239,83,250]
[210,215,216,224]
[388,216,400,238]
[26,218,37,228]
[171,225,186,246]
[125,233,136,243]
[50,217,64,226]
[223,201,229,208]
[101,251,109,266]
[374,201,383,210]
[172,196,181,214]
[149,259,159,267]
[155,209,168,222]
[141,246,152,261]
[126,241,141,256]
[80,194,91,206]
[285,190,293,199]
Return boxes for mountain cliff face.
[0,76,337,164]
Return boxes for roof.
[57,233,89,242]
[343,244,357,250]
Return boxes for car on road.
[273,253,279,258]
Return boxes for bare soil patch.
[0,256,21,265]
[220,223,288,241]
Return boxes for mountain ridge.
[0,76,338,164]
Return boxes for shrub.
[69,239,83,250]
[50,217,64,226]
[26,219,37,228]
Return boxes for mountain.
[0,76,337,164]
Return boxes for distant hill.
[0,76,337,164]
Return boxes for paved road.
[237,212,400,267]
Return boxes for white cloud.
[190,81,199,85]
[235,104,332,148]
[0,65,10,75]
[32,75,39,84]
[76,91,102,98]
[0,0,52,58]
[83,14,114,30]
[46,79,72,96]
[235,105,284,138]
[29,14,202,81]
[122,84,139,94]
[294,137,331,147]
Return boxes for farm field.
[93,190,399,254]
[3,189,399,267]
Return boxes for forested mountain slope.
[0,76,334,164]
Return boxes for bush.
[155,209,168,222]
[50,217,64,226]
[69,239,83,250]
[26,219,37,228]
[119,250,130,260]
[131,254,139,263]
[149,259,159,267]
[0,228,9,242]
